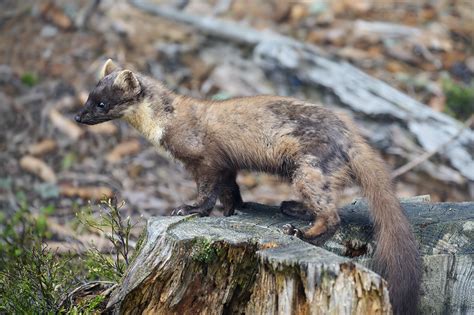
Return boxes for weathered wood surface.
[107,200,473,314]
[107,212,391,314]
[313,200,473,315]
[129,0,474,192]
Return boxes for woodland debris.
[49,108,84,140]
[39,1,73,30]
[53,95,77,111]
[27,139,57,156]
[59,184,113,200]
[357,19,451,51]
[87,122,118,135]
[19,155,57,183]
[202,61,274,97]
[352,20,423,40]
[392,115,474,179]
[74,0,101,29]
[105,139,141,164]
[59,281,116,313]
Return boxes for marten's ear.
[100,59,119,78]
[113,70,140,94]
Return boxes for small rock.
[386,60,405,73]
[0,65,14,85]
[465,56,474,73]
[289,4,308,22]
[343,0,373,14]
[337,47,370,62]
[306,30,325,44]
[451,62,473,83]
[315,11,334,26]
[324,28,346,46]
[40,25,58,38]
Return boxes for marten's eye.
[97,102,106,109]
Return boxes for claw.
[171,204,212,217]
[282,223,294,235]
[171,204,193,216]
[282,223,303,238]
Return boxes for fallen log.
[107,199,473,314]
[129,0,474,197]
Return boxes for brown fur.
[346,121,421,315]
[76,60,421,314]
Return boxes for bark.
[107,199,473,314]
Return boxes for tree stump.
[107,200,473,314]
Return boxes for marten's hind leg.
[282,165,341,245]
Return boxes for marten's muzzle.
[74,108,91,124]
[74,108,109,125]
[74,112,83,123]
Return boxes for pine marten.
[75,59,421,314]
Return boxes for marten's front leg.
[171,169,223,217]
[218,171,243,216]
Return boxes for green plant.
[442,77,474,120]
[76,198,135,281]
[0,242,76,314]
[68,294,106,314]
[20,72,39,87]
[0,193,76,314]
[191,238,218,264]
[84,250,121,282]
[0,195,138,313]
[84,295,106,311]
[0,192,54,261]
[61,152,77,171]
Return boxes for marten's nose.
[74,114,82,123]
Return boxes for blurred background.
[0,0,473,260]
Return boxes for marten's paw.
[282,224,304,238]
[222,207,235,217]
[171,205,210,217]
[282,222,334,246]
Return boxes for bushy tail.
[349,140,421,315]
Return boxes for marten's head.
[75,59,143,125]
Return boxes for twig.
[58,281,116,310]
[75,0,101,29]
[392,115,474,179]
